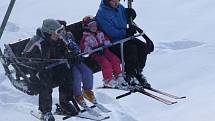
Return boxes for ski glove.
[57,20,67,27]
[103,40,111,47]
[126,8,136,21]
[126,25,137,37]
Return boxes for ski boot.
[59,102,78,116]
[82,90,96,103]
[125,75,138,85]
[115,73,129,90]
[75,95,101,117]
[41,112,55,121]
[135,71,151,89]
[103,79,118,88]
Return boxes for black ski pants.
[38,64,73,113]
[109,38,148,77]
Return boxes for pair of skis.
[98,85,186,105]
[31,102,111,121]
[56,103,110,121]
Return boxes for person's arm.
[99,32,111,46]
[96,15,126,40]
[79,36,92,53]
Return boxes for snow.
[1,0,215,121]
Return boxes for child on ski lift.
[80,16,128,88]
[57,21,102,116]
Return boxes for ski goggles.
[87,21,97,28]
[55,25,65,34]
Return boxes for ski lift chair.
[3,38,45,95]
[4,39,70,95]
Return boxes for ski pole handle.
[132,22,155,52]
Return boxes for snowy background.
[0,0,215,121]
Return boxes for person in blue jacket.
[96,0,154,88]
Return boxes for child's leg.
[71,65,82,96]
[75,63,93,91]
[92,54,113,81]
[104,48,122,78]
[74,63,96,103]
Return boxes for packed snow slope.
[0,0,215,121]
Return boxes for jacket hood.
[100,0,119,10]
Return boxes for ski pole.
[132,22,154,52]
[125,0,154,52]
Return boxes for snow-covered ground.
[0,0,215,121]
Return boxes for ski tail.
[97,85,185,105]
[116,89,177,105]
[146,87,186,99]
[138,89,177,105]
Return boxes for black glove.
[126,8,136,21]
[68,52,82,64]
[95,49,104,55]
[126,25,137,37]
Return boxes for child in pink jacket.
[80,16,127,88]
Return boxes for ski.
[54,103,110,121]
[31,109,110,121]
[93,103,111,113]
[82,96,111,113]
[63,112,109,121]
[30,110,42,120]
[97,86,178,105]
[145,87,186,99]
[137,89,177,105]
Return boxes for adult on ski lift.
[80,16,127,89]
[96,0,153,88]
[22,19,79,121]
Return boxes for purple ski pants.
[71,62,93,96]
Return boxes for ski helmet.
[82,16,97,31]
[41,19,62,35]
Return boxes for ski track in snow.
[155,40,205,54]
[94,91,139,121]
[4,22,20,32]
